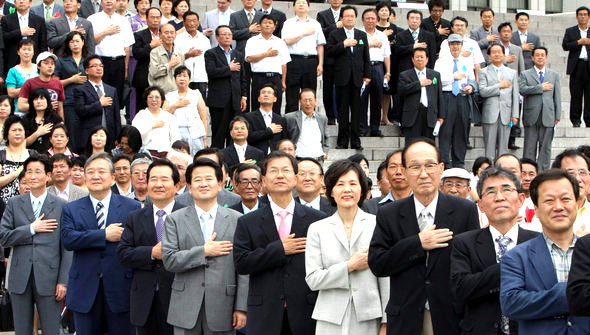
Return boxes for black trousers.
[336,80,361,148]
[136,85,148,112]
[251,73,282,114]
[101,56,125,110]
[439,93,469,169]
[285,55,318,113]
[403,104,434,142]
[322,63,337,119]
[569,60,590,125]
[209,100,236,149]
[281,308,292,335]
[136,292,173,335]
[360,63,384,134]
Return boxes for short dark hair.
[530,169,580,206]
[487,43,505,55]
[215,24,231,36]
[428,0,444,11]
[51,153,73,168]
[261,151,299,176]
[362,8,377,19]
[472,156,492,175]
[172,140,190,153]
[187,158,223,184]
[260,14,277,25]
[147,158,180,184]
[376,2,393,17]
[377,160,387,181]
[385,149,403,167]
[83,54,102,69]
[450,16,468,28]
[146,7,162,17]
[23,153,52,174]
[494,153,522,172]
[183,10,198,21]
[532,46,548,56]
[406,9,422,20]
[292,0,309,6]
[18,169,26,182]
[195,147,225,166]
[229,116,250,131]
[348,154,369,169]
[27,88,53,118]
[71,155,87,168]
[576,6,590,16]
[0,95,14,116]
[324,159,369,207]
[171,0,190,18]
[116,125,143,155]
[578,145,590,160]
[174,65,191,79]
[552,149,590,169]
[3,115,24,145]
[298,157,324,175]
[515,12,529,21]
[112,154,132,165]
[260,83,277,97]
[340,5,357,19]
[299,88,315,99]
[86,126,112,157]
[480,8,494,17]
[401,137,440,168]
[520,157,538,173]
[477,167,522,198]
[144,86,166,107]
[278,139,296,150]
[497,21,512,33]
[412,47,429,58]
[234,163,261,182]
[49,123,69,139]
[17,39,35,51]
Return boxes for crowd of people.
[0,0,588,334]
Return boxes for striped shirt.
[543,233,577,282]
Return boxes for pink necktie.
[277,210,290,238]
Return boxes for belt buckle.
[266,72,273,77]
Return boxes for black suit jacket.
[562,25,590,75]
[73,81,121,151]
[420,17,451,53]
[221,143,265,173]
[451,226,539,334]
[244,110,288,154]
[234,203,327,335]
[1,12,47,75]
[78,0,99,18]
[111,183,132,195]
[261,8,285,38]
[117,202,185,327]
[294,196,336,216]
[316,8,338,65]
[398,67,445,128]
[205,46,248,111]
[326,28,371,87]
[368,193,480,335]
[395,28,437,72]
[132,28,154,88]
[229,196,268,214]
[2,2,14,16]
[568,234,590,316]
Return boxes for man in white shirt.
[360,8,390,137]
[440,16,484,82]
[281,0,325,113]
[510,12,541,70]
[202,0,234,47]
[434,33,476,169]
[48,154,88,202]
[284,89,328,160]
[88,0,134,114]
[245,14,291,114]
[174,11,211,97]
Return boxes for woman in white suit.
[305,160,389,335]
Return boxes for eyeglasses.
[443,181,468,189]
[87,63,103,68]
[406,163,439,175]
[147,95,162,100]
[481,186,517,199]
[267,168,294,176]
[237,179,261,186]
[566,168,589,178]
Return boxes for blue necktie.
[496,235,512,334]
[96,202,105,229]
[412,30,418,41]
[452,59,460,96]
[33,200,41,219]
[539,71,544,83]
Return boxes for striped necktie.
[96,202,105,229]
[33,200,41,219]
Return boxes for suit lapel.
[106,193,120,226]
[213,207,230,240]
[349,211,366,247]
[142,206,158,245]
[22,194,36,224]
[330,213,350,251]
[291,203,308,237]
[86,81,99,100]
[184,205,205,244]
[399,196,420,237]
[226,145,239,164]
[296,111,302,131]
[475,228,497,267]
[528,235,558,290]
[40,194,56,218]
[260,205,280,242]
[426,194,454,275]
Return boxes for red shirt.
[18,77,65,113]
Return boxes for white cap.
[441,168,472,182]
[36,51,57,65]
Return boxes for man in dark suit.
[244,84,288,154]
[78,0,99,18]
[368,138,480,335]
[510,12,541,70]
[0,0,15,16]
[230,163,264,214]
[501,169,590,335]
[259,0,284,38]
[395,10,437,73]
[132,7,161,112]
[326,5,370,150]
[568,234,590,316]
[1,0,47,75]
[295,158,335,216]
[234,151,327,335]
[229,0,262,53]
[61,153,141,335]
[451,167,539,335]
[74,55,121,154]
[316,0,342,125]
[562,6,590,128]
[221,116,264,173]
[111,154,133,197]
[47,0,95,54]
[118,159,185,335]
[420,0,451,55]
[205,25,248,149]
[398,48,445,142]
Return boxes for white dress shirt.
[242,201,259,214]
[434,55,475,92]
[88,11,135,57]
[439,37,485,67]
[29,190,49,235]
[281,16,325,56]
[295,111,324,158]
[44,3,54,19]
[195,203,218,239]
[580,26,588,59]
[153,201,175,228]
[175,31,211,83]
[269,195,295,233]
[518,30,528,45]
[415,67,428,107]
[298,195,321,211]
[132,108,181,153]
[245,34,291,73]
[55,183,70,201]
[535,66,545,81]
[89,191,112,227]
[259,109,273,128]
[218,9,230,26]
[116,183,133,198]
[18,11,29,31]
[234,142,247,163]
[489,223,519,257]
[330,8,340,23]
[67,15,79,31]
[363,28,390,62]
[414,193,438,230]
[165,89,206,139]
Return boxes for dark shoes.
[351,145,364,150]
[328,118,336,125]
[336,145,348,149]
[508,143,521,150]
[370,131,385,137]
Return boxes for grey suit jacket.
[202,8,235,48]
[47,15,95,54]
[305,209,389,324]
[162,205,248,331]
[78,0,99,19]
[148,45,185,93]
[229,9,262,52]
[510,31,541,69]
[470,25,498,64]
[0,193,72,296]
[30,3,64,22]
[48,183,89,202]
[519,67,561,127]
[501,43,524,74]
[175,188,241,209]
[479,65,520,125]
[284,110,329,153]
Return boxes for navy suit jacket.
[1,12,46,75]
[221,144,265,173]
[500,235,590,335]
[233,202,327,335]
[61,194,141,314]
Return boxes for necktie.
[200,212,213,240]
[496,235,512,333]
[33,200,41,219]
[45,5,51,21]
[94,1,100,13]
[412,30,418,41]
[262,10,268,15]
[96,84,107,127]
[539,70,544,83]
[452,58,460,96]
[347,30,354,53]
[418,208,432,231]
[96,201,105,229]
[247,11,253,24]
[277,210,289,239]
[155,210,165,242]
[419,71,428,107]
[333,11,338,23]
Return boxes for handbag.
[0,280,13,331]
